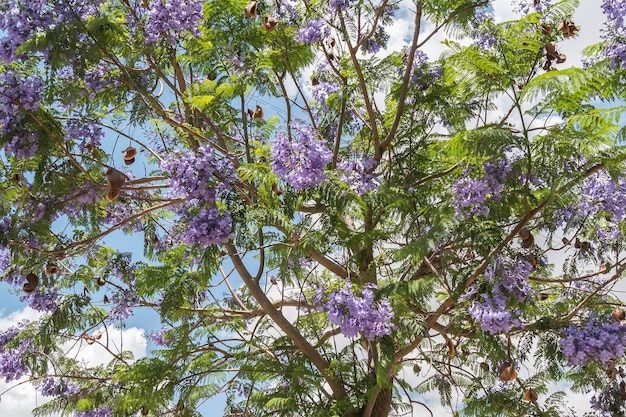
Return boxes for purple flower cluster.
[270,122,333,190]
[310,80,340,111]
[40,377,80,397]
[578,172,626,241]
[362,26,390,54]
[560,314,626,367]
[590,383,626,416]
[21,287,59,313]
[329,0,356,13]
[337,157,379,195]
[109,288,139,322]
[452,161,510,219]
[472,9,497,50]
[0,70,44,158]
[276,0,299,24]
[601,0,626,68]
[161,144,235,246]
[0,1,53,63]
[0,322,33,383]
[296,19,330,44]
[320,283,395,340]
[144,0,204,44]
[65,119,104,152]
[467,256,533,335]
[148,326,173,346]
[401,48,443,90]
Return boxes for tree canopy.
[1,0,626,416]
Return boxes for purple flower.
[40,377,80,397]
[320,283,396,340]
[296,19,329,44]
[560,314,626,367]
[337,157,379,195]
[271,122,333,190]
[144,0,204,44]
[75,407,113,417]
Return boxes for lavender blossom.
[271,122,333,190]
[296,19,329,44]
[560,314,626,367]
[337,157,380,195]
[601,0,626,68]
[144,0,204,44]
[320,283,396,340]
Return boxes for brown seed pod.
[269,276,278,285]
[479,362,490,372]
[105,167,128,189]
[499,362,518,382]
[523,388,538,402]
[446,338,456,357]
[45,262,59,275]
[245,1,257,18]
[562,237,570,245]
[104,294,110,303]
[13,173,22,183]
[272,183,282,196]
[613,308,626,322]
[539,292,549,301]
[23,272,39,293]
[541,24,553,35]
[574,237,582,249]
[263,16,278,31]
[620,381,626,400]
[84,335,96,345]
[311,77,319,86]
[141,406,149,416]
[96,277,106,287]
[106,188,121,202]
[53,244,66,260]
[519,228,531,240]
[545,42,559,61]
[252,104,263,119]
[122,146,137,165]
[521,234,534,249]
[556,54,566,64]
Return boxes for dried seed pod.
[545,42,558,60]
[104,294,110,303]
[621,381,626,400]
[556,53,566,64]
[93,331,102,340]
[272,183,282,196]
[23,272,39,293]
[499,362,518,382]
[141,406,149,416]
[13,173,22,183]
[543,60,553,71]
[105,167,128,189]
[122,146,137,165]
[45,262,59,275]
[245,1,257,18]
[523,388,538,402]
[53,244,66,260]
[446,338,456,357]
[519,228,531,240]
[269,276,278,285]
[521,234,534,249]
[412,364,421,374]
[479,362,490,372]
[562,237,570,245]
[263,16,278,31]
[612,308,626,323]
[580,241,591,251]
[311,77,319,86]
[558,19,579,38]
[253,104,263,119]
[541,24,553,35]
[85,335,96,345]
[96,277,106,287]
[106,189,121,202]
[539,292,549,301]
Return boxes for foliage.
[1,0,626,416]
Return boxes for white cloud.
[0,308,147,417]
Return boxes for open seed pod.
[269,276,278,285]
[499,362,518,382]
[545,42,559,61]
[96,277,106,287]
[122,146,137,165]
[558,19,580,38]
[248,104,263,119]
[541,23,553,35]
[523,388,538,402]
[45,262,59,275]
[23,272,39,293]
[519,228,531,240]
[612,308,626,323]
[556,53,566,64]
[263,16,278,31]
[105,167,128,189]
[245,1,257,18]
[106,188,121,202]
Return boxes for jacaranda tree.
[2,0,626,416]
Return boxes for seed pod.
[245,1,257,18]
[545,42,559,60]
[562,237,570,245]
[269,276,277,285]
[621,381,626,400]
[479,362,490,372]
[23,272,39,293]
[141,406,149,416]
[85,335,96,345]
[499,362,518,382]
[521,234,534,249]
[252,104,263,119]
[122,146,137,165]
[523,388,538,402]
[539,292,549,301]
[13,173,22,183]
[105,167,127,189]
[613,308,626,322]
[574,238,582,249]
[96,277,106,287]
[53,244,66,260]
[519,228,531,240]
[541,24,553,35]
[556,54,566,64]
[45,262,59,275]
[104,294,110,303]
[272,183,282,196]
[263,16,278,31]
[106,189,121,202]
[446,338,456,357]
